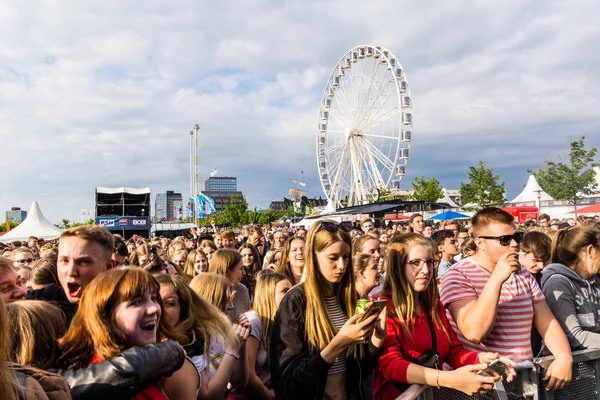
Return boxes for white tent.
[0,201,62,242]
[436,188,458,208]
[510,175,554,203]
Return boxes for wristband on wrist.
[225,350,240,359]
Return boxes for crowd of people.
[0,208,598,399]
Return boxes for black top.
[270,284,382,400]
[27,283,77,325]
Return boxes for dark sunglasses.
[318,221,353,233]
[477,231,524,246]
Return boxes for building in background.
[203,176,244,212]
[155,191,183,221]
[6,207,27,223]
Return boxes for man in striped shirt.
[440,207,572,392]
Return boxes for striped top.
[440,258,545,362]
[324,296,348,375]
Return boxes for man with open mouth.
[28,224,116,324]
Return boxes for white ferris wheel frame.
[316,45,413,208]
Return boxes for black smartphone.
[478,360,511,377]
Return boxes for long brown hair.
[155,274,236,353]
[383,233,447,339]
[0,297,19,400]
[238,243,262,275]
[253,272,291,362]
[208,248,242,277]
[303,220,360,358]
[58,268,185,369]
[276,237,305,284]
[550,226,600,267]
[7,300,66,369]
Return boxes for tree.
[219,195,249,227]
[0,221,19,231]
[408,176,444,203]
[528,135,599,208]
[460,161,506,209]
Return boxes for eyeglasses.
[406,259,435,271]
[477,232,524,246]
[317,221,353,233]
[14,259,34,264]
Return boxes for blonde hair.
[60,225,114,260]
[208,248,241,277]
[155,274,236,353]
[183,250,207,277]
[190,273,234,311]
[303,220,360,358]
[7,300,66,369]
[253,272,291,363]
[383,233,447,339]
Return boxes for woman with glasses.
[373,233,513,399]
[270,219,386,400]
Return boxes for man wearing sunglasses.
[440,207,573,392]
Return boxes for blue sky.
[1,0,599,223]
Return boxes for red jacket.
[372,293,479,400]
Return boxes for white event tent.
[436,188,459,208]
[0,201,62,242]
[510,175,554,204]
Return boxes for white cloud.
[1,0,599,223]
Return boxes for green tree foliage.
[528,135,599,207]
[219,195,249,226]
[0,221,19,231]
[408,176,444,203]
[460,161,506,209]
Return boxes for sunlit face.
[138,254,149,265]
[274,232,287,249]
[159,284,181,330]
[440,237,459,257]
[405,245,434,293]
[422,226,433,238]
[288,239,305,271]
[58,237,111,304]
[127,244,136,254]
[16,268,32,291]
[539,218,549,228]
[194,253,208,274]
[296,230,307,238]
[359,259,380,293]
[361,239,381,266]
[362,221,374,232]
[316,240,351,285]
[222,237,235,249]
[380,233,390,243]
[519,252,545,274]
[274,252,282,265]
[0,268,27,303]
[274,279,293,307]
[202,246,215,261]
[173,253,187,269]
[114,290,161,347]
[457,232,470,247]
[13,251,34,267]
[475,222,519,265]
[411,216,425,233]
[240,248,254,268]
[445,224,458,237]
[226,260,245,286]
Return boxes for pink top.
[440,258,545,361]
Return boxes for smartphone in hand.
[478,359,511,377]
[356,300,387,324]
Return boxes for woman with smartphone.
[373,233,514,399]
[270,220,387,400]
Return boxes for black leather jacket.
[270,284,382,400]
[49,341,185,400]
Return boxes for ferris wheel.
[316,45,413,208]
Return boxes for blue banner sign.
[95,216,150,230]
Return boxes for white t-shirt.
[244,310,270,385]
[191,336,226,380]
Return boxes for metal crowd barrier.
[396,349,600,400]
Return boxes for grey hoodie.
[540,263,600,351]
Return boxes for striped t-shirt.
[324,296,348,375]
[440,258,545,361]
